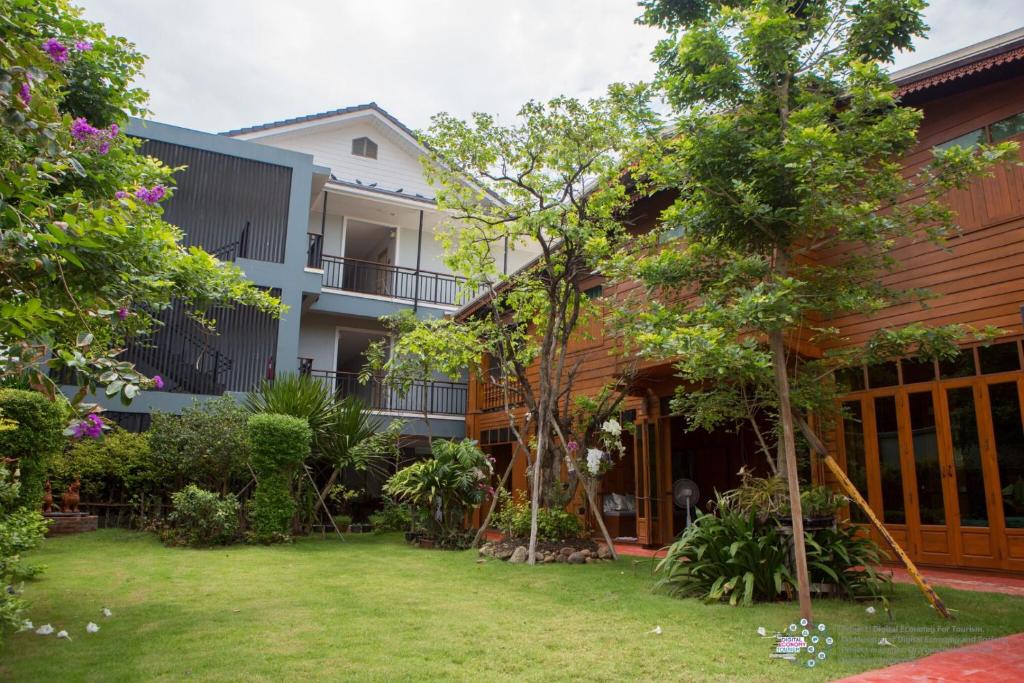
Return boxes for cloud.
[78,0,1022,133]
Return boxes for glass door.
[633,417,652,545]
[978,379,1024,570]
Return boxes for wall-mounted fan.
[673,478,701,529]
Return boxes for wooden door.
[633,417,652,545]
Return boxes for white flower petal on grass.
[56,630,71,641]
[878,637,896,647]
[101,607,112,618]
[649,625,663,635]
[86,622,100,633]
[35,624,54,635]
[865,606,876,614]
[20,620,33,631]
[757,626,767,637]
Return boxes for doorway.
[342,219,397,297]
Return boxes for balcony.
[299,363,467,417]
[306,233,483,308]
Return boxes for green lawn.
[4,531,1024,682]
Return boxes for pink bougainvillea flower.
[42,38,69,63]
[109,123,119,136]
[117,307,129,320]
[74,40,93,52]
[567,440,579,451]
[18,80,31,105]
[72,413,104,439]
[115,190,127,199]
[152,375,164,389]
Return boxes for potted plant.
[332,514,352,533]
[777,485,846,531]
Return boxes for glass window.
[935,128,985,151]
[874,395,906,523]
[908,391,944,525]
[901,357,937,384]
[988,382,1024,529]
[867,362,898,389]
[940,348,976,379]
[836,366,865,392]
[978,341,1020,375]
[352,137,378,159]
[842,400,869,523]
[991,112,1024,142]
[947,386,988,527]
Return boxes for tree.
[624,0,1018,620]
[0,0,281,413]
[389,89,659,563]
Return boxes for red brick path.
[834,632,1024,682]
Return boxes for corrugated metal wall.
[138,139,292,262]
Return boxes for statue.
[61,479,81,513]
[42,479,54,513]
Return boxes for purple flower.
[117,306,129,320]
[567,440,579,452]
[152,375,164,389]
[135,185,166,205]
[18,81,31,105]
[115,190,127,199]
[487,486,495,496]
[72,413,104,439]
[97,141,110,155]
[74,40,93,52]
[71,117,99,141]
[109,124,119,137]
[42,38,69,63]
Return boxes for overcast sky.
[78,0,1024,134]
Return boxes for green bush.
[247,413,311,542]
[493,490,584,542]
[0,465,48,643]
[0,389,66,508]
[51,429,152,501]
[384,439,492,546]
[164,485,240,547]
[655,493,890,605]
[147,396,250,494]
[369,497,412,533]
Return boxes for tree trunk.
[527,414,546,565]
[769,329,813,622]
[584,480,619,560]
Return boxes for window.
[991,112,1024,142]
[351,137,378,159]
[583,284,604,300]
[933,109,1024,151]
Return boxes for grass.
[3,531,1024,682]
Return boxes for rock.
[495,546,515,561]
[556,553,568,563]
[567,551,586,564]
[542,554,555,563]
[580,549,592,558]
[585,557,595,564]
[479,544,493,557]
[559,547,574,557]
[509,546,528,564]
[597,543,612,560]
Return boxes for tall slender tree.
[624,0,1018,620]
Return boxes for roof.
[220,102,419,140]
[890,26,1024,95]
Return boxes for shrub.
[656,493,890,605]
[245,374,336,453]
[51,429,152,501]
[384,439,492,545]
[164,485,240,547]
[493,490,584,542]
[147,396,250,494]
[369,497,412,533]
[0,465,48,644]
[0,389,66,507]
[247,413,311,542]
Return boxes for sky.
[78,0,1024,134]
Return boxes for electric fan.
[673,478,701,529]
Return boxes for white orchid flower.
[57,630,71,641]
[586,448,604,475]
[102,607,112,618]
[650,625,663,635]
[757,626,767,637]
[865,606,876,614]
[35,623,54,636]
[601,419,622,436]
[878,637,896,647]
[86,622,100,633]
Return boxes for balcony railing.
[481,377,525,412]
[306,233,484,307]
[301,366,467,417]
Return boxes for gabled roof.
[220,101,418,141]
[890,26,1024,95]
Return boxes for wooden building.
[462,29,1024,572]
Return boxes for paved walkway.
[834,632,1024,682]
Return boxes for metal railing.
[302,367,467,417]
[481,377,525,412]
[306,234,484,307]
